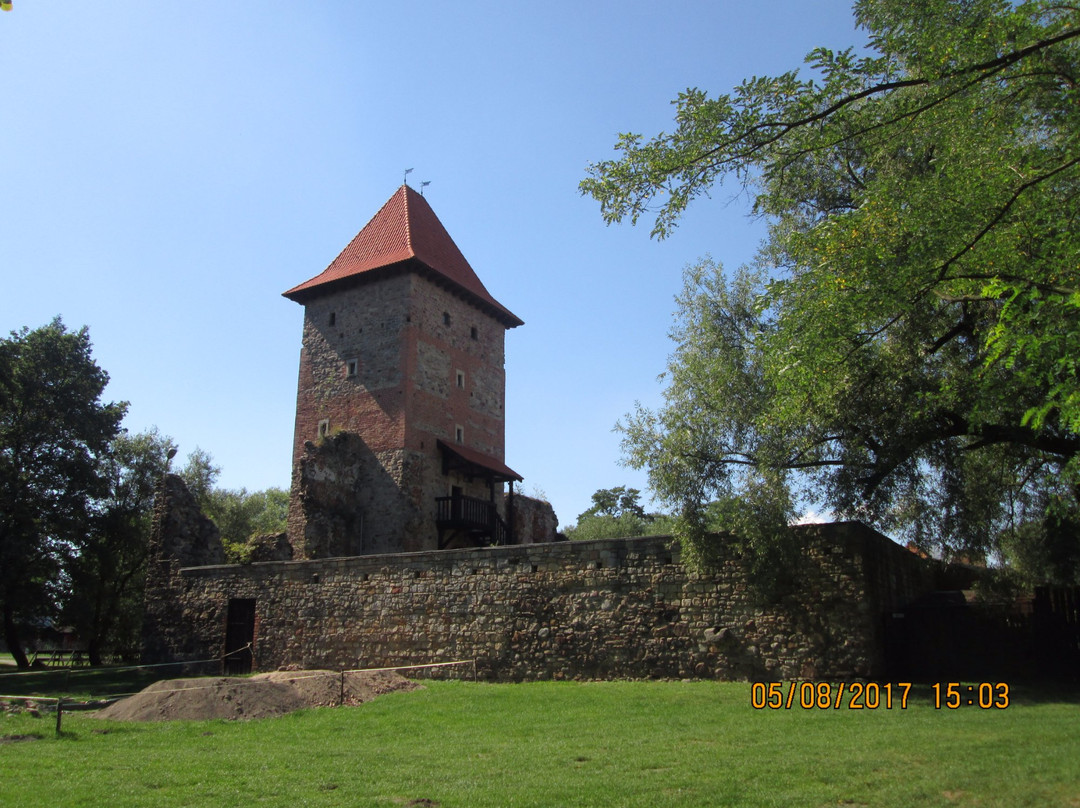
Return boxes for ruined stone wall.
[148,522,937,681]
[289,431,526,558]
[288,432,428,557]
[141,474,226,665]
[506,492,561,543]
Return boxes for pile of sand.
[95,669,420,722]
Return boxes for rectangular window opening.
[456,370,465,389]
[346,358,359,377]
[455,425,464,444]
[318,419,331,439]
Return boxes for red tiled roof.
[283,185,523,328]
[438,440,522,482]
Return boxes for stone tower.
[282,185,524,558]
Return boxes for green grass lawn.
[0,680,1076,807]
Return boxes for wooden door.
[224,598,256,675]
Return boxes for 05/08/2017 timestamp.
[751,681,913,710]
[750,681,1011,710]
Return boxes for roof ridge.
[401,185,415,257]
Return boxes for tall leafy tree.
[177,446,220,507]
[565,486,676,542]
[204,485,289,562]
[582,0,1080,571]
[176,445,288,560]
[65,428,175,665]
[0,319,125,667]
[580,486,649,521]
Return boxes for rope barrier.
[0,655,227,677]
[344,659,478,681]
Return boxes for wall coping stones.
[180,533,682,579]
[178,521,912,582]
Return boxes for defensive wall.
[144,514,938,682]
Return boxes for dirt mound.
[251,669,420,708]
[96,670,420,722]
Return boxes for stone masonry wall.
[405,272,507,457]
[289,431,427,558]
[141,474,225,665]
[147,522,937,681]
[288,271,513,556]
[506,492,561,543]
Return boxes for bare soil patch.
[0,733,42,744]
[95,669,420,722]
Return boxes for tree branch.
[689,26,1080,176]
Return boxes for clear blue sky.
[1,1,865,528]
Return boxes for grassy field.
[0,679,1077,807]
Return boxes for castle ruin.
[141,187,940,680]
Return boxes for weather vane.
[421,181,431,196]
[403,168,414,186]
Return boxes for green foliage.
[683,489,799,597]
[580,486,648,520]
[64,428,176,663]
[0,318,288,663]
[566,512,655,542]
[175,446,288,562]
[201,485,289,563]
[0,319,126,667]
[999,495,1080,585]
[585,0,1080,571]
[564,486,675,541]
[176,446,219,507]
[617,261,799,574]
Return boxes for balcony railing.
[436,494,509,546]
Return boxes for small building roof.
[283,185,523,328]
[438,440,523,483]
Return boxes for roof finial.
[420,180,431,196]
[403,167,414,187]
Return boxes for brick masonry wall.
[403,273,507,458]
[146,521,937,681]
[292,272,413,461]
[287,270,515,556]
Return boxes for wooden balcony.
[436,494,509,548]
